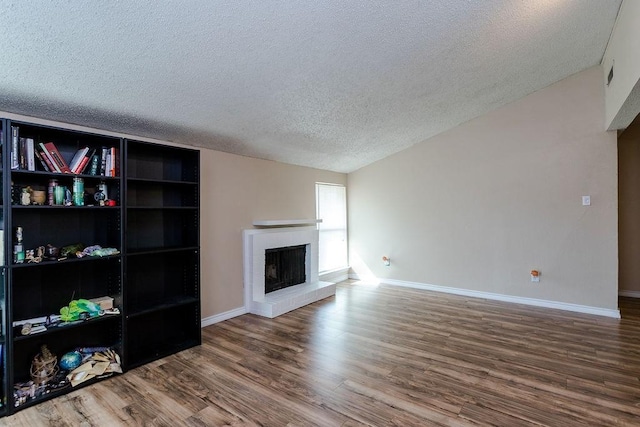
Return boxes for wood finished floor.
[3,281,640,426]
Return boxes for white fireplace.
[243,222,336,318]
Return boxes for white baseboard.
[619,290,640,298]
[320,267,350,283]
[202,277,625,325]
[348,275,620,318]
[201,306,247,328]
[348,272,372,282]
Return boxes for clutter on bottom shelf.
[14,345,122,407]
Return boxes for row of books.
[10,126,119,176]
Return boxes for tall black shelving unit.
[3,121,123,412]
[0,121,200,416]
[1,119,7,416]
[123,140,200,369]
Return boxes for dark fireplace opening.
[265,244,306,294]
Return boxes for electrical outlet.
[530,270,540,282]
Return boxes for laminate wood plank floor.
[3,280,640,426]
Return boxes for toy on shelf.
[60,299,101,322]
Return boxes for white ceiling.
[0,1,622,173]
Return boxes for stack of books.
[10,126,119,176]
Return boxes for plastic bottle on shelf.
[48,179,58,206]
[73,177,84,206]
[14,226,25,264]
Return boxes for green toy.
[60,299,101,322]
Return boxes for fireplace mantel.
[253,219,322,227]
[243,225,336,318]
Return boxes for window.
[316,183,348,272]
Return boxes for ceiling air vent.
[607,62,614,86]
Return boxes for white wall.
[603,0,640,130]
[348,66,618,311]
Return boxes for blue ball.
[59,351,82,370]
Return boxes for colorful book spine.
[113,147,120,177]
[38,143,60,172]
[26,138,36,171]
[109,147,118,177]
[34,148,51,172]
[44,142,71,173]
[11,126,19,170]
[75,148,95,174]
[68,147,89,173]
[100,146,108,176]
[19,137,26,169]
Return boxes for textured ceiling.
[0,1,622,173]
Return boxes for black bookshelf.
[0,121,200,415]
[123,140,200,369]
[1,120,6,417]
[2,121,123,413]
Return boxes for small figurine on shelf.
[26,245,45,263]
[20,187,31,206]
[30,189,46,205]
[64,187,73,206]
[94,181,108,204]
[30,345,58,386]
[45,244,60,260]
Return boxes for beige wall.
[200,150,346,317]
[618,115,640,292]
[348,66,619,310]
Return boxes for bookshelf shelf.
[13,314,121,342]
